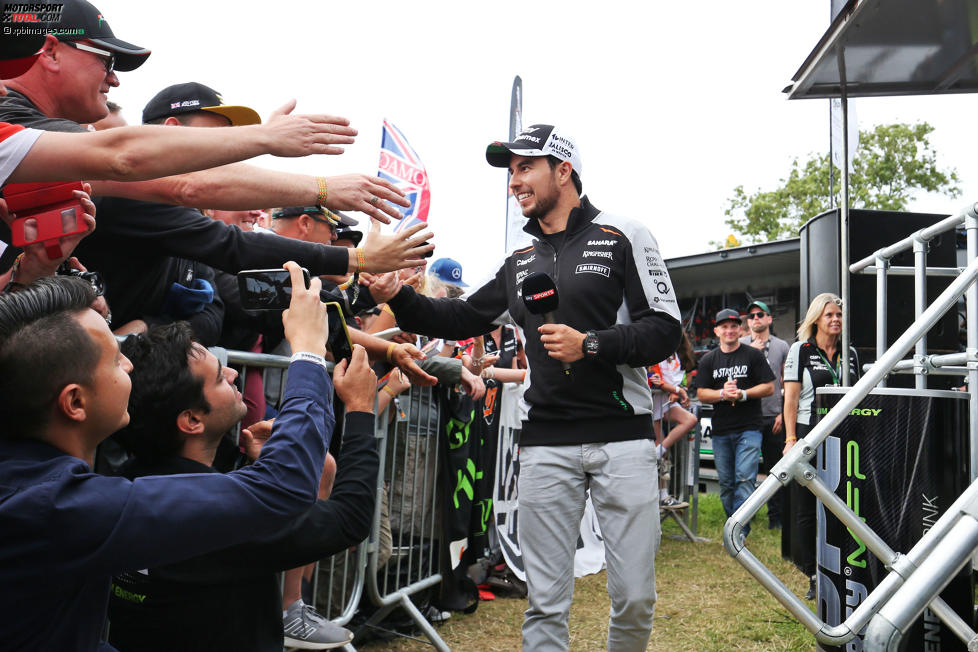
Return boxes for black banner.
[814,388,971,652]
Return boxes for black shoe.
[767,520,781,530]
[805,575,816,601]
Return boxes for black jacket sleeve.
[83,198,351,276]
[386,265,511,340]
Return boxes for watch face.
[585,333,599,355]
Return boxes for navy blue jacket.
[0,360,333,652]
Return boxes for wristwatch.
[582,330,600,357]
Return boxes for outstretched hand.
[263,101,357,157]
[322,174,411,224]
[390,342,437,386]
[359,219,434,273]
[366,271,403,304]
[460,367,486,400]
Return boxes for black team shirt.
[695,343,775,436]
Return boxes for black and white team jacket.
[388,196,681,446]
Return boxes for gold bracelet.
[316,176,328,207]
[355,248,366,273]
[386,342,396,363]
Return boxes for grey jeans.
[518,439,660,652]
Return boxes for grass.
[360,493,815,651]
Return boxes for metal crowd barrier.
[660,406,705,542]
[221,349,449,651]
[722,203,978,650]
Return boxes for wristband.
[386,342,396,363]
[785,436,798,442]
[382,384,398,398]
[520,370,527,384]
[355,248,366,273]
[316,176,328,207]
[291,351,328,371]
[739,389,748,402]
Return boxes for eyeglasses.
[308,214,338,231]
[62,41,115,74]
[747,312,766,319]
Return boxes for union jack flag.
[377,120,431,233]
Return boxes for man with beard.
[370,125,681,652]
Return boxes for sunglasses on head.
[61,40,115,74]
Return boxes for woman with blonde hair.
[781,292,860,600]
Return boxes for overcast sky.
[92,0,978,285]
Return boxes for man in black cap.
[694,308,775,534]
[0,0,415,228]
[270,206,359,247]
[43,81,428,341]
[370,123,681,651]
[0,27,371,189]
[141,81,262,128]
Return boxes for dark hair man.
[369,124,682,651]
[739,299,789,529]
[0,263,336,651]
[695,308,775,537]
[106,322,377,651]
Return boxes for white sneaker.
[283,600,353,650]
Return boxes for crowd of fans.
[0,1,701,650]
[0,3,539,650]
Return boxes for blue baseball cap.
[429,257,467,287]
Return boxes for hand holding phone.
[333,345,376,413]
[278,262,327,358]
[238,267,311,311]
[324,302,354,363]
[4,181,88,259]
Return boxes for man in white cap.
[372,124,682,651]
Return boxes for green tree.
[723,122,961,244]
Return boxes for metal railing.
[360,384,448,651]
[722,203,978,649]
[661,405,704,541]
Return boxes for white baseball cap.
[486,124,582,177]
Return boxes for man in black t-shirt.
[695,308,775,534]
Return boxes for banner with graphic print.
[492,378,605,581]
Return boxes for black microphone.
[521,272,570,375]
